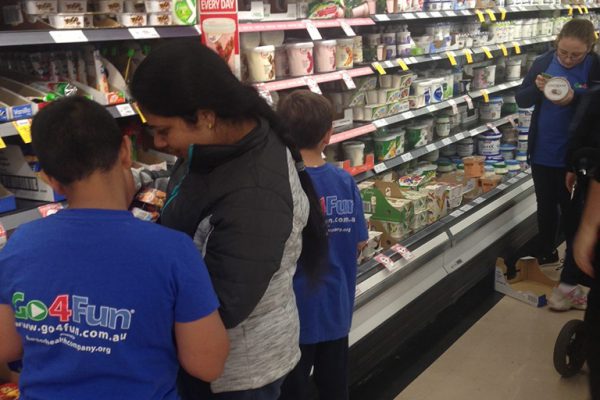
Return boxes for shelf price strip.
[397,58,410,71]
[375,253,396,271]
[392,244,414,260]
[12,119,32,143]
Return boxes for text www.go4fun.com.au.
[12,292,134,356]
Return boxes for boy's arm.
[175,311,229,382]
[0,305,22,363]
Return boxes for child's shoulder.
[320,163,356,184]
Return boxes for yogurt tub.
[336,38,354,70]
[435,116,451,138]
[406,124,429,149]
[365,33,381,46]
[423,149,440,162]
[59,0,87,12]
[397,44,412,57]
[472,65,496,90]
[314,40,337,73]
[380,74,393,89]
[342,141,366,166]
[494,161,508,175]
[247,45,276,83]
[430,78,444,104]
[49,13,85,28]
[478,131,502,156]
[412,35,432,55]
[96,0,124,13]
[457,137,474,157]
[377,44,385,61]
[506,58,522,81]
[382,32,397,45]
[440,143,457,157]
[518,132,528,152]
[203,18,236,68]
[479,97,503,122]
[145,0,172,12]
[384,45,397,60]
[374,133,399,161]
[396,30,411,45]
[149,12,171,25]
[463,156,486,178]
[500,144,516,160]
[502,94,518,114]
[506,159,521,175]
[437,159,455,173]
[516,151,528,168]
[518,107,534,129]
[23,0,58,14]
[366,90,379,105]
[274,46,289,78]
[287,42,314,77]
[394,129,406,154]
[260,31,285,46]
[358,135,375,154]
[240,32,261,49]
[353,36,364,63]
[544,77,571,102]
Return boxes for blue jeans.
[178,369,285,400]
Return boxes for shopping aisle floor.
[394,295,588,400]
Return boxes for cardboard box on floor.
[495,257,558,307]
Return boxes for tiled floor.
[395,263,590,400]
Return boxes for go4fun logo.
[12,293,133,330]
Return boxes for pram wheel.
[553,319,587,377]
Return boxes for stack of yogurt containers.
[516,106,533,166]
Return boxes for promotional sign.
[199,0,241,78]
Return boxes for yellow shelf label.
[583,5,589,13]
[499,44,508,57]
[482,46,493,59]
[486,9,496,21]
[482,90,490,103]
[498,6,506,20]
[567,4,573,15]
[397,59,409,71]
[576,5,583,14]
[133,103,147,124]
[0,137,6,149]
[475,9,485,22]
[463,48,474,64]
[12,119,32,144]
[446,51,458,66]
[372,62,386,75]
[595,31,599,40]
[512,41,521,54]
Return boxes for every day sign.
[200,0,241,78]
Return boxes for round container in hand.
[374,133,399,161]
[336,38,355,69]
[544,77,571,102]
[314,40,337,73]
[478,131,502,156]
[479,97,503,122]
[247,45,276,83]
[287,42,314,77]
[342,141,366,166]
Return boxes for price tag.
[404,111,415,118]
[463,48,473,64]
[426,144,437,152]
[455,132,465,140]
[38,203,64,218]
[482,46,493,59]
[128,27,160,39]
[446,51,457,66]
[398,59,410,71]
[340,71,356,90]
[473,197,485,204]
[401,153,413,162]
[498,6,506,20]
[576,5,583,14]
[304,20,322,40]
[442,138,452,145]
[403,13,416,19]
[375,253,396,270]
[132,103,147,123]
[392,244,415,260]
[0,137,5,149]
[430,11,443,17]
[475,9,485,22]
[49,30,88,43]
[376,14,390,21]
[372,62,386,75]
[426,105,437,112]
[373,119,388,128]
[497,183,508,190]
[486,123,500,134]
[460,9,471,15]
[508,177,518,184]
[566,4,573,15]
[339,20,356,36]
[499,44,508,57]
[482,90,490,103]
[12,119,32,143]
[304,77,322,94]
[416,12,427,18]
[486,9,496,21]
[470,129,480,136]
[512,41,521,54]
[255,83,274,106]
[116,103,136,117]
[464,95,474,109]
[583,5,589,13]
[374,162,387,173]
[448,98,458,114]
[450,209,464,218]
[462,204,474,212]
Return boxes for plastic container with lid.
[437,159,455,173]
[336,38,354,70]
[494,161,508,175]
[274,46,289,78]
[506,159,521,175]
[441,143,457,157]
[457,137,474,157]
[544,77,571,102]
[314,40,337,73]
[406,124,429,149]
[518,107,534,129]
[478,131,502,156]
[479,97,503,122]
[423,149,440,162]
[516,151,528,169]
[463,156,485,178]
[286,42,314,77]
[506,58,522,81]
[502,94,518,115]
[246,45,276,83]
[342,141,366,167]
[435,116,451,138]
[472,65,496,90]
[500,144,516,160]
[518,130,528,152]
[374,133,399,161]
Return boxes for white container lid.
[544,77,571,101]
[202,18,236,33]
[315,39,337,46]
[249,45,275,53]
[342,141,365,148]
[286,42,314,49]
[337,38,355,46]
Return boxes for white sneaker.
[548,286,587,311]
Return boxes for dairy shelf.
[253,66,374,92]
[239,17,375,32]
[353,113,518,182]
[0,25,201,47]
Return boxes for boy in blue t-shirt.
[278,91,368,400]
[0,97,229,399]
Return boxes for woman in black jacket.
[131,42,327,399]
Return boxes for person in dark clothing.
[130,43,328,399]
[516,19,600,310]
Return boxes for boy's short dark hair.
[31,96,123,185]
[278,90,334,150]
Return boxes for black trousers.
[531,164,590,286]
[586,287,600,400]
[279,337,349,400]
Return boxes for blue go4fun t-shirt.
[294,164,368,344]
[0,209,219,400]
[535,53,593,167]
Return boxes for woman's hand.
[535,74,548,91]
[566,171,577,193]
[553,87,575,106]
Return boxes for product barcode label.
[116,104,136,117]
[450,209,464,218]
[426,144,437,152]
[497,183,508,190]
[341,71,356,89]
[0,175,38,191]
[304,20,322,40]
[339,20,356,36]
[304,77,322,94]
[401,153,412,162]
[473,197,485,204]
[392,244,414,260]
[376,14,390,21]
[462,204,474,212]
[442,138,452,145]
[374,162,387,173]
[455,132,465,140]
[429,11,442,17]
[129,27,160,39]
[426,105,437,112]
[49,30,88,43]
[508,177,518,184]
[375,254,395,270]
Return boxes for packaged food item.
[314,40,337,73]
[59,0,87,12]
[544,77,571,102]
[286,42,314,76]
[96,0,124,13]
[374,132,398,161]
[463,155,485,178]
[478,131,502,156]
[479,97,503,122]
[145,0,172,12]
[335,38,354,70]
[173,0,197,25]
[118,12,147,26]
[202,18,236,69]
[342,141,365,166]
[247,45,275,82]
[149,12,172,25]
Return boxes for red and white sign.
[375,253,395,271]
[38,203,64,218]
[200,0,241,78]
[391,244,414,260]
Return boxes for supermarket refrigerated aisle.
[394,276,589,400]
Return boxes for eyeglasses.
[557,48,586,61]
